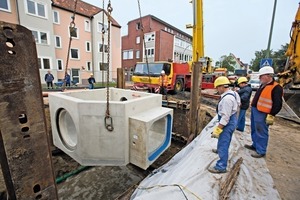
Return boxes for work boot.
[212,149,218,154]
[251,152,265,158]
[244,144,256,151]
[208,166,227,174]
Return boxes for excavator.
[278,3,300,120]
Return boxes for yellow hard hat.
[90,73,93,76]
[237,77,248,85]
[214,76,231,88]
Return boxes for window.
[86,41,91,52]
[31,30,49,45]
[98,22,108,33]
[57,59,63,71]
[53,11,59,24]
[136,22,141,30]
[26,0,46,18]
[70,48,79,59]
[144,33,155,42]
[144,48,154,58]
[99,62,109,71]
[136,36,140,44]
[86,61,91,71]
[69,26,79,39]
[136,50,140,59]
[123,50,133,60]
[99,43,108,53]
[38,57,51,69]
[55,36,61,48]
[0,0,10,12]
[85,20,90,32]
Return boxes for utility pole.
[266,0,277,58]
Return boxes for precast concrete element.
[49,88,173,169]
[129,107,172,169]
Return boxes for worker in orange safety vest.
[159,70,168,96]
[244,66,283,158]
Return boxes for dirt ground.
[265,117,300,200]
[0,92,299,199]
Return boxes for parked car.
[249,79,260,90]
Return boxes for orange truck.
[132,61,192,93]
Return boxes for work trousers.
[47,82,53,89]
[89,83,94,89]
[236,109,247,132]
[215,113,237,171]
[250,107,269,155]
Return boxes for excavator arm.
[278,4,300,89]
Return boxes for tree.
[273,44,288,73]
[250,49,271,72]
[250,44,288,73]
[217,55,236,73]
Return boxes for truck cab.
[132,61,191,93]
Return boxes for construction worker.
[236,77,252,132]
[209,76,240,173]
[245,66,283,158]
[44,70,54,89]
[159,70,168,96]
[88,73,96,89]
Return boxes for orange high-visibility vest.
[159,75,168,87]
[257,82,278,114]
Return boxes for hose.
[55,166,91,184]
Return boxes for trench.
[0,94,215,199]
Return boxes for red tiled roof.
[52,0,120,27]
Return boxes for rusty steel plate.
[0,22,58,199]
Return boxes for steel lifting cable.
[104,0,114,131]
[62,0,78,91]
[137,0,151,83]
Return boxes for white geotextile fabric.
[131,116,280,200]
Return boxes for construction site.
[1,0,300,200]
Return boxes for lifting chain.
[101,0,105,85]
[62,0,78,91]
[137,0,151,83]
[104,0,114,131]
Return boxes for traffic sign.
[260,58,273,68]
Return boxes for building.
[122,15,192,80]
[0,0,121,84]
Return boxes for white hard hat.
[259,66,274,76]
[161,70,165,74]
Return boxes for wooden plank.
[219,157,243,200]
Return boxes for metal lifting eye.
[104,116,114,131]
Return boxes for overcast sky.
[85,0,298,64]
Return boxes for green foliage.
[217,55,236,72]
[250,44,288,73]
[95,82,116,87]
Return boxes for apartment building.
[0,0,121,84]
[122,15,192,79]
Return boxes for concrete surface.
[49,88,173,169]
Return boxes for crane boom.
[192,0,204,62]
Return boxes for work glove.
[211,127,223,139]
[266,114,275,125]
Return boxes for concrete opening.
[57,108,78,150]
[148,115,172,161]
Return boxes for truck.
[132,61,192,93]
